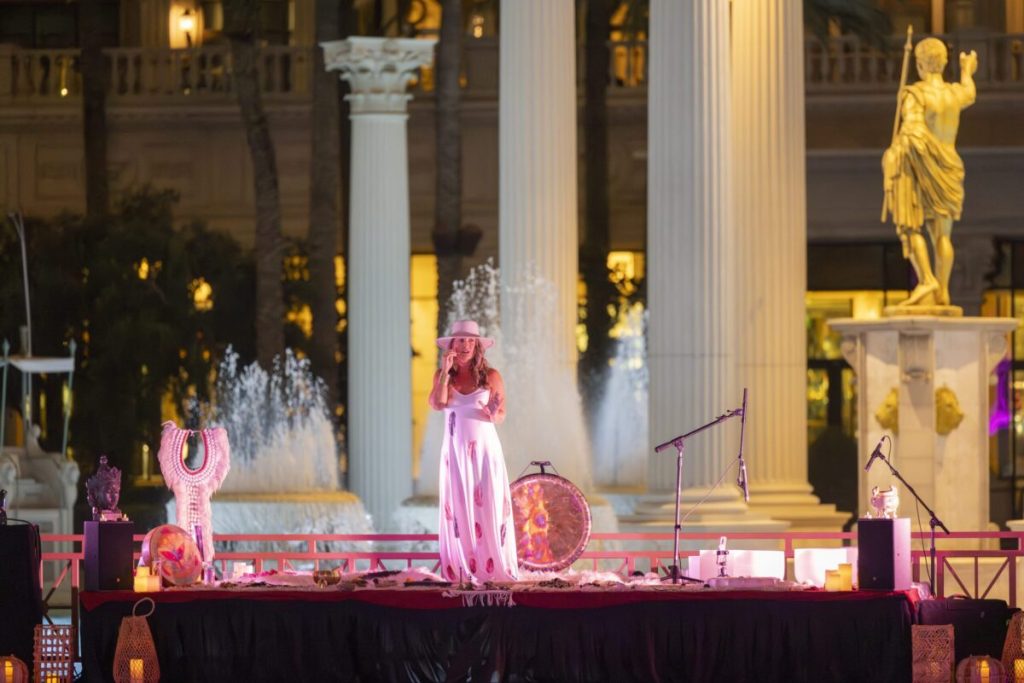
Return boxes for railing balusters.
[6,33,1024,102]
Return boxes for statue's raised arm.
[881,33,976,316]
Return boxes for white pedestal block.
[830,316,1016,537]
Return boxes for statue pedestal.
[829,316,1016,541]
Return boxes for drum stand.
[655,404,745,585]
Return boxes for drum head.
[510,473,592,571]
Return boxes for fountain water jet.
[166,349,373,544]
[591,306,648,489]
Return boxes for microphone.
[737,458,749,503]
[736,388,750,502]
[864,437,886,472]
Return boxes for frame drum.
[510,471,592,571]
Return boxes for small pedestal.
[830,316,1016,540]
[84,520,135,591]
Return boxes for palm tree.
[804,0,892,48]
[579,0,617,418]
[223,0,286,368]
[308,0,346,410]
[432,0,464,333]
[79,0,110,219]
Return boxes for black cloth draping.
[80,589,913,683]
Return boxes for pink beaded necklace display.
[157,421,231,562]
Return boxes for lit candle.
[4,661,14,681]
[45,675,60,683]
[129,658,144,683]
[980,659,990,683]
[824,569,842,592]
[1014,659,1024,683]
[837,563,853,591]
[133,572,161,592]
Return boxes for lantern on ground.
[113,598,160,683]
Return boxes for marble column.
[494,1,594,494]
[323,37,435,530]
[632,0,785,537]
[137,0,171,48]
[498,0,578,371]
[732,0,850,531]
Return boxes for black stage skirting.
[80,588,915,682]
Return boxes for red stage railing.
[39,530,1024,599]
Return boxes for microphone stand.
[655,406,745,585]
[871,451,950,590]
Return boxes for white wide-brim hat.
[436,319,494,350]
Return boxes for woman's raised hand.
[441,349,457,374]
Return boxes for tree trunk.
[336,2,355,488]
[308,0,343,410]
[79,0,110,219]
[579,0,615,416]
[224,0,286,369]
[432,0,463,334]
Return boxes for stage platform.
[80,586,915,682]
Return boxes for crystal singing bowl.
[510,473,592,572]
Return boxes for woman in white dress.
[428,320,519,583]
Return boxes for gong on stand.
[510,461,591,571]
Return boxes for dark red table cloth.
[80,587,915,682]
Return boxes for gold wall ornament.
[880,27,977,317]
[875,387,900,435]
[935,385,964,435]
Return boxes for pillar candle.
[980,659,990,683]
[4,661,13,681]
[129,658,144,683]
[838,563,853,591]
[133,573,160,592]
[824,570,842,591]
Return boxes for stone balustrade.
[805,32,1024,92]
[1,34,1021,105]
[0,44,313,103]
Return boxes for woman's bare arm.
[482,368,506,424]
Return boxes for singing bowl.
[510,472,592,571]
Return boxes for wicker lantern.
[33,625,74,683]
[956,655,1005,682]
[112,598,160,683]
[1001,611,1024,673]
[912,624,954,683]
[0,656,29,683]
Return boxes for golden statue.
[882,28,977,313]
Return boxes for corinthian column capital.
[321,36,436,114]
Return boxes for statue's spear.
[882,25,915,222]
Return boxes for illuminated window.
[411,254,439,477]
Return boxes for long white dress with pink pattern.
[438,386,519,583]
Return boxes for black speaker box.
[918,597,1018,662]
[0,523,43,666]
[858,517,912,590]
[84,520,135,591]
